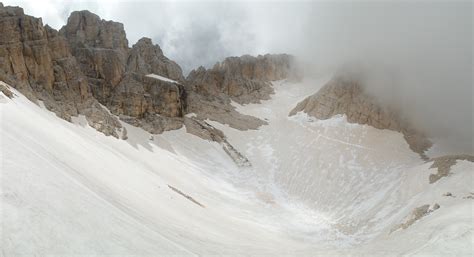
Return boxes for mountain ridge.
[0,4,296,138]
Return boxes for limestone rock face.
[60,10,129,102]
[187,54,295,104]
[290,74,432,157]
[60,11,187,133]
[107,37,187,122]
[0,5,122,137]
[127,38,184,82]
[60,10,128,50]
[1,4,295,138]
[109,73,186,119]
[186,54,296,130]
[0,5,53,97]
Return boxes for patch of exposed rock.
[184,117,251,167]
[187,54,296,105]
[81,101,124,138]
[0,4,122,137]
[391,203,440,232]
[186,54,297,130]
[120,114,183,135]
[186,95,267,130]
[290,74,432,158]
[0,81,14,98]
[463,192,474,200]
[428,155,474,183]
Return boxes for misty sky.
[3,0,473,153]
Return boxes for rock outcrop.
[0,81,14,98]
[391,203,440,232]
[0,4,122,137]
[187,54,295,104]
[184,117,251,167]
[59,10,128,103]
[186,54,297,130]
[127,37,184,82]
[428,155,474,183]
[290,74,432,158]
[60,12,187,133]
[109,74,185,118]
[111,38,187,122]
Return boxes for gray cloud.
[295,1,473,154]
[3,0,472,153]
[115,1,257,74]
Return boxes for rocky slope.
[59,10,129,103]
[290,73,432,158]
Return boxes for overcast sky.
[4,0,286,74]
[3,1,471,73]
[3,0,473,153]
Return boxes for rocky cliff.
[59,11,188,133]
[187,54,295,104]
[186,54,297,130]
[0,4,297,139]
[290,74,432,158]
[0,4,123,137]
[127,37,184,82]
[59,10,128,103]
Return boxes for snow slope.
[0,78,472,256]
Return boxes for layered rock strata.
[186,54,297,130]
[0,4,297,143]
[59,11,187,133]
[0,4,123,137]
